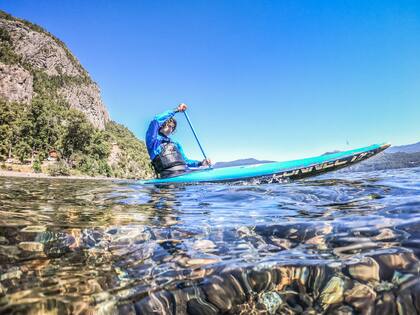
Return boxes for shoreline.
[0,170,125,181]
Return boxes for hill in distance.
[386,142,420,154]
[214,141,420,172]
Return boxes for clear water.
[0,167,419,314]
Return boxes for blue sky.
[2,1,419,162]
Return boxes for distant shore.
[0,170,121,181]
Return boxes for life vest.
[152,141,186,175]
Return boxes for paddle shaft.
[183,111,209,162]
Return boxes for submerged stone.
[185,257,220,267]
[133,291,177,315]
[348,257,380,282]
[372,228,398,241]
[411,281,420,313]
[247,270,269,293]
[327,305,355,315]
[259,291,283,315]
[18,241,44,252]
[193,239,216,252]
[294,266,310,287]
[20,225,47,233]
[375,291,397,315]
[269,236,292,249]
[301,307,318,315]
[392,271,415,286]
[396,290,417,315]
[0,236,9,245]
[376,252,417,269]
[237,226,254,237]
[0,267,22,281]
[187,298,219,315]
[305,235,327,247]
[374,252,419,280]
[0,283,5,297]
[0,245,21,261]
[320,276,345,307]
[307,265,330,299]
[374,281,394,292]
[344,283,376,314]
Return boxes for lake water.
[0,167,419,314]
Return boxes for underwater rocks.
[132,253,420,315]
[2,221,420,314]
[374,252,418,280]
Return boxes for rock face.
[58,83,109,130]
[0,18,84,77]
[0,11,110,129]
[0,63,33,104]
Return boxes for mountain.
[0,10,154,179]
[386,142,420,154]
[214,141,420,172]
[0,10,109,129]
[338,142,420,172]
[341,151,420,172]
[214,158,275,168]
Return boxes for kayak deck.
[141,143,390,185]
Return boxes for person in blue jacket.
[146,103,211,178]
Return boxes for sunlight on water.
[0,167,419,314]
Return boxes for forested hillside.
[0,10,154,179]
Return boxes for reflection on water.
[0,167,419,314]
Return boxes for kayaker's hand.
[177,103,188,112]
[201,158,212,167]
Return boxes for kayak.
[141,143,390,185]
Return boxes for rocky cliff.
[0,10,109,129]
[0,10,154,179]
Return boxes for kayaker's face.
[160,123,175,136]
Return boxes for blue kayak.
[141,143,390,185]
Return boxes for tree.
[0,100,25,160]
[29,98,64,157]
[15,141,31,162]
[86,130,110,160]
[60,109,93,160]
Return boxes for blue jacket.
[146,109,201,167]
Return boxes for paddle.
[183,111,211,168]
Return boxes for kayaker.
[146,103,211,178]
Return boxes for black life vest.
[152,141,186,174]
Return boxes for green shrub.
[32,159,42,173]
[15,142,31,163]
[47,161,70,176]
[105,121,154,179]
[0,28,22,65]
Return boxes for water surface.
[0,167,419,314]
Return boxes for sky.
[2,0,420,162]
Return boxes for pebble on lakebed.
[18,242,45,252]
[185,257,221,267]
[192,239,216,251]
[20,226,47,233]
